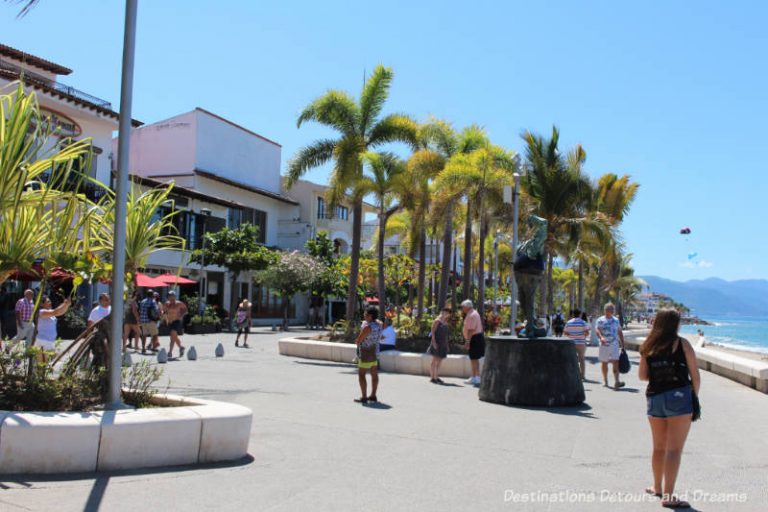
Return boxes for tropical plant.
[189,223,274,327]
[521,126,593,317]
[435,143,517,317]
[358,152,406,318]
[255,251,325,330]
[286,65,418,326]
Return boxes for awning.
[135,272,170,288]
[155,273,197,285]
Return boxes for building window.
[229,206,267,244]
[317,197,326,219]
[335,206,348,220]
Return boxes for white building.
[0,42,140,195]
[119,108,310,324]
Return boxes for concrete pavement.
[1,328,767,511]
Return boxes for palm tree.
[359,152,406,318]
[522,126,592,317]
[436,144,517,317]
[286,65,418,324]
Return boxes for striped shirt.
[564,318,590,342]
[15,298,34,322]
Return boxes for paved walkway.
[2,329,767,511]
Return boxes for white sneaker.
[472,376,481,386]
[464,376,475,384]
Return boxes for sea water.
[680,317,768,355]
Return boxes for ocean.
[680,317,768,355]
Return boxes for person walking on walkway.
[639,308,700,509]
[354,306,382,404]
[139,290,161,354]
[10,289,36,350]
[235,299,252,348]
[122,290,141,352]
[461,300,484,386]
[164,291,187,358]
[596,302,626,389]
[564,308,590,380]
[429,307,451,384]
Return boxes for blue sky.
[2,0,766,282]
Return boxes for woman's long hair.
[640,308,681,358]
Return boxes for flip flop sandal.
[353,397,368,404]
[645,487,662,498]
[368,395,378,402]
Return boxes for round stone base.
[479,337,585,407]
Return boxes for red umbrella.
[155,272,197,285]
[366,296,380,304]
[135,272,169,288]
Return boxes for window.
[335,206,348,220]
[229,206,267,244]
[317,197,326,219]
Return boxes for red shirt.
[15,298,34,323]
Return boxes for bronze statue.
[513,215,547,338]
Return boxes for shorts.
[571,339,586,345]
[358,360,378,370]
[598,342,620,362]
[647,386,693,418]
[468,333,485,360]
[141,322,158,337]
[36,338,57,351]
[168,319,184,334]
[237,322,250,333]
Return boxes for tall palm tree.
[436,144,517,317]
[286,65,418,324]
[522,127,592,317]
[358,152,406,319]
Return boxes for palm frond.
[285,139,336,187]
[367,113,419,149]
[296,90,360,134]
[359,65,394,133]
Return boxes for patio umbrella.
[155,273,197,285]
[135,272,169,288]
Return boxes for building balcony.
[0,58,112,110]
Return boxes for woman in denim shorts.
[639,309,700,509]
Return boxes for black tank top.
[646,338,691,396]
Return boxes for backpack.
[148,300,160,321]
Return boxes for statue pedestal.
[479,337,585,407]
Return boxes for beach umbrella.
[135,272,169,288]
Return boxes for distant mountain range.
[639,276,768,317]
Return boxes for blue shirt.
[139,298,158,324]
[596,315,622,344]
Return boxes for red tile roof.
[0,43,72,75]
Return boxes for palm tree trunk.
[462,198,472,301]
[282,295,288,331]
[345,198,363,327]
[593,263,605,315]
[578,259,585,311]
[438,201,453,309]
[477,212,487,319]
[538,251,548,320]
[377,209,387,320]
[433,234,440,307]
[546,252,554,316]
[417,224,426,320]
[451,235,458,313]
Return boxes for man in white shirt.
[87,293,112,328]
[596,303,625,389]
[379,318,396,352]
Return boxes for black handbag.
[618,349,631,374]
[691,390,701,422]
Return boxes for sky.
[2,0,766,282]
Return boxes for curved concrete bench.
[279,337,481,378]
[0,394,252,474]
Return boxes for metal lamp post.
[493,231,499,314]
[107,0,138,410]
[510,172,521,333]
[198,208,212,315]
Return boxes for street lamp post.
[493,231,499,314]
[510,172,521,333]
[107,0,138,410]
[198,208,212,315]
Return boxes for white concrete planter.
[0,394,252,474]
[279,337,481,378]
